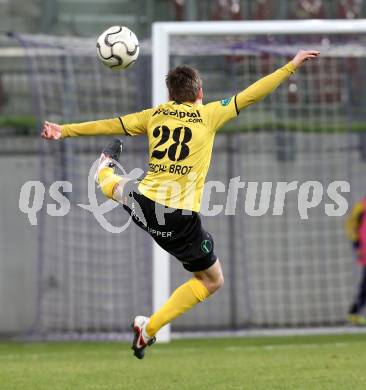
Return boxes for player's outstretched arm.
[41,118,127,140]
[236,50,320,111]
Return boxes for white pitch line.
[0,340,360,360]
[148,342,353,354]
[173,326,366,339]
[224,342,350,352]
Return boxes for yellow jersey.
[124,99,237,211]
[61,62,296,212]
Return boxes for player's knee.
[206,274,224,294]
[214,274,224,291]
[195,260,224,294]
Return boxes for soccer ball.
[96,26,139,70]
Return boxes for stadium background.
[0,0,366,340]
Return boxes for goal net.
[14,33,153,339]
[14,20,366,339]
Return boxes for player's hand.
[291,50,320,68]
[41,121,62,140]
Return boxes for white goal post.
[151,19,366,342]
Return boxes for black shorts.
[121,180,217,272]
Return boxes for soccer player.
[41,49,319,359]
[346,197,366,325]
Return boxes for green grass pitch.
[1,333,366,390]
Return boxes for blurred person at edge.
[346,196,366,325]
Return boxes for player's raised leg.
[95,138,130,200]
[131,260,224,359]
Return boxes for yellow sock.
[97,167,122,199]
[146,278,210,337]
